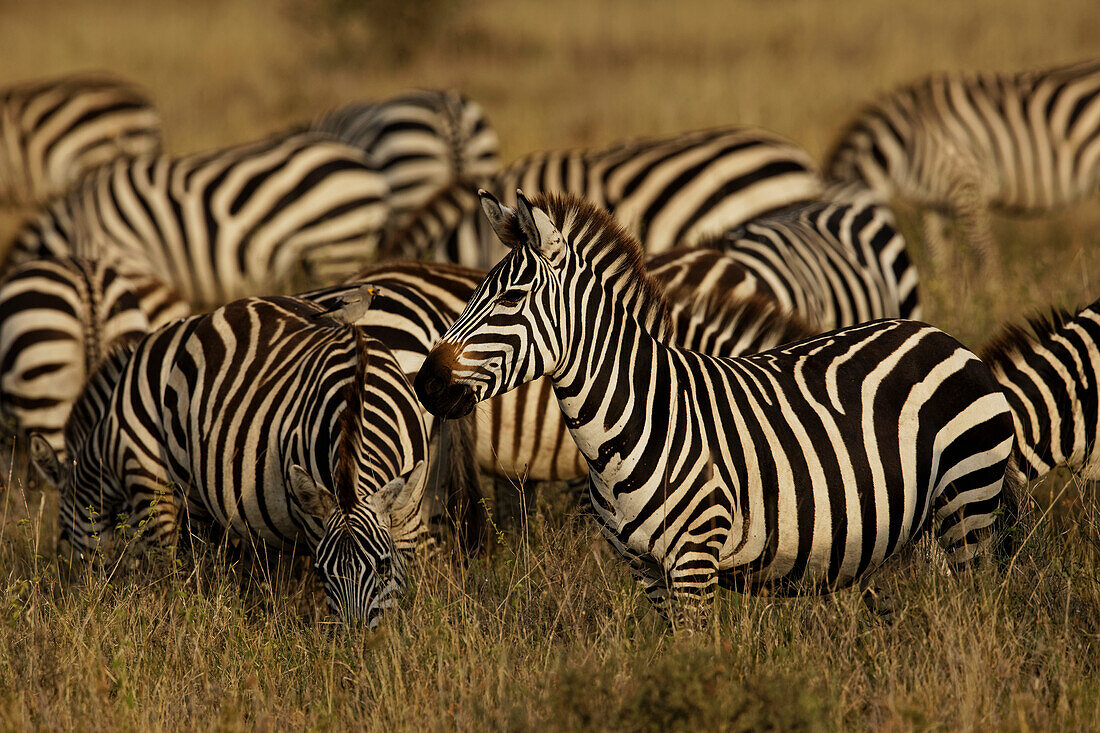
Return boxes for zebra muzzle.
[415,348,477,419]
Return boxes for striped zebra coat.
[0,73,161,206]
[31,296,428,625]
[825,59,1100,270]
[0,256,188,456]
[415,192,1020,620]
[387,126,823,267]
[311,89,500,227]
[6,132,390,308]
[982,299,1100,481]
[692,183,921,329]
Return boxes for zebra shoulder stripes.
[982,298,1100,480]
[415,191,1019,622]
[695,182,921,329]
[311,89,500,227]
[0,73,161,206]
[7,132,390,308]
[0,256,188,457]
[825,59,1100,272]
[31,295,428,625]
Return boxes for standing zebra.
[0,256,188,458]
[311,90,500,227]
[387,126,823,268]
[415,191,1019,621]
[30,295,429,625]
[982,299,1100,481]
[6,132,390,308]
[825,59,1100,272]
[694,182,921,329]
[0,73,161,206]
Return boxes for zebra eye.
[497,289,526,306]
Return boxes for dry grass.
[1,0,1099,729]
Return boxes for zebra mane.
[980,303,1084,365]
[530,193,673,337]
[334,328,372,515]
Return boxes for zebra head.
[415,190,567,418]
[288,460,426,628]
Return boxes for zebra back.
[312,89,500,226]
[981,298,1100,480]
[7,132,390,308]
[0,73,161,207]
[0,256,185,455]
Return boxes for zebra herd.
[0,58,1097,627]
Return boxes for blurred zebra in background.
[0,73,161,206]
[312,89,500,229]
[0,256,188,459]
[415,192,1021,622]
[982,298,1100,481]
[826,59,1100,272]
[6,132,390,308]
[387,125,824,267]
[30,296,429,626]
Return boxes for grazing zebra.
[30,295,429,625]
[0,256,188,457]
[982,299,1100,481]
[388,126,823,267]
[694,183,921,329]
[6,132,390,308]
[415,191,1020,622]
[311,90,500,227]
[825,59,1100,271]
[0,73,161,206]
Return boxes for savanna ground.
[1,0,1099,729]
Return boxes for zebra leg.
[666,545,720,631]
[921,209,954,273]
[946,170,1001,277]
[124,473,183,555]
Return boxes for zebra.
[0,73,161,207]
[414,191,1020,622]
[386,125,824,268]
[0,256,189,459]
[6,132,390,309]
[825,59,1100,273]
[982,298,1100,481]
[311,89,500,228]
[30,295,429,626]
[693,182,921,329]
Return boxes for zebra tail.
[994,449,1029,561]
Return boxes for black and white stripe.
[7,132,390,308]
[982,299,1100,481]
[0,256,188,456]
[30,295,428,626]
[388,126,823,268]
[694,183,921,329]
[311,89,500,227]
[0,73,161,206]
[416,192,1020,621]
[825,59,1100,269]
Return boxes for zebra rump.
[0,72,161,206]
[0,256,188,457]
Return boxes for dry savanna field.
[0,0,1099,729]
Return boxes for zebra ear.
[370,460,426,515]
[478,190,520,248]
[288,465,336,520]
[515,190,541,247]
[28,434,62,486]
